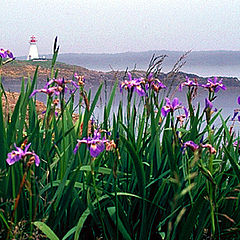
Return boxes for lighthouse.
[27,35,39,60]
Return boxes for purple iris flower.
[205,98,213,109]
[119,80,129,93]
[231,96,240,121]
[201,143,216,154]
[45,78,79,93]
[205,98,217,113]
[0,49,7,58]
[184,107,189,118]
[232,110,239,121]
[6,143,40,166]
[41,110,58,117]
[134,84,146,96]
[183,141,216,154]
[119,72,135,92]
[6,144,24,165]
[5,50,14,58]
[183,141,199,152]
[201,77,226,93]
[45,78,63,88]
[151,80,166,93]
[146,73,166,92]
[147,73,153,80]
[155,79,166,89]
[30,86,62,98]
[74,130,108,158]
[74,73,85,86]
[45,79,68,94]
[233,140,240,153]
[205,98,217,123]
[161,97,188,117]
[0,49,14,59]
[179,77,198,91]
[119,72,146,97]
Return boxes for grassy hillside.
[0,60,102,82]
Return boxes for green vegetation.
[7,59,80,70]
[0,40,240,240]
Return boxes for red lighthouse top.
[29,35,37,43]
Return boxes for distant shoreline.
[1,60,240,89]
[16,50,240,78]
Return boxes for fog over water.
[176,65,240,79]
[50,51,240,79]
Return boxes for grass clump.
[0,40,240,240]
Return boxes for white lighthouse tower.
[27,35,39,60]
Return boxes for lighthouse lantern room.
[27,35,39,60]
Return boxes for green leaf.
[33,221,59,240]
[120,134,146,196]
[136,108,146,147]
[223,145,240,182]
[106,79,118,119]
[74,193,145,239]
[220,115,231,143]
[0,211,10,230]
[79,165,127,176]
[107,207,133,240]
[62,227,76,240]
[28,66,38,96]
[52,37,59,68]
[178,189,206,240]
[45,152,75,214]
[0,92,7,167]
[7,92,22,146]
[89,83,103,117]
[198,164,216,185]
[74,207,91,240]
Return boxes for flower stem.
[91,159,108,239]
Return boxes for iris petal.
[172,98,179,109]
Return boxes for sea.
[1,65,240,128]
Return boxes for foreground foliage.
[0,40,240,240]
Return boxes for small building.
[27,35,39,60]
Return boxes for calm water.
[2,78,240,127]
[79,63,240,80]
[180,65,240,79]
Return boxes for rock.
[1,91,80,123]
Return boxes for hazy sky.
[1,0,240,56]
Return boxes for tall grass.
[0,40,240,240]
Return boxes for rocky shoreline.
[1,91,79,122]
[1,92,46,118]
